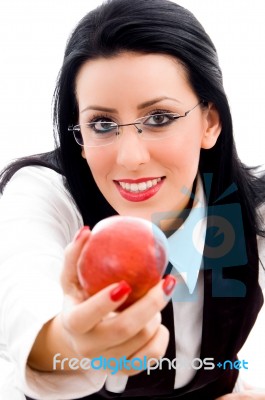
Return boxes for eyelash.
[86,109,176,124]
[87,113,114,124]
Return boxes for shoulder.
[0,165,83,239]
[3,165,75,206]
[4,164,66,194]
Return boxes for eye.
[143,113,179,127]
[90,117,117,134]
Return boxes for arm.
[0,166,103,399]
[0,166,175,399]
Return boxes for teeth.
[120,182,126,189]
[138,182,147,191]
[118,178,162,193]
[146,180,152,189]
[130,183,139,192]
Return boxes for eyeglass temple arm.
[182,100,206,117]
[68,125,81,132]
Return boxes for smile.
[118,177,162,193]
[114,177,165,202]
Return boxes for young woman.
[0,0,265,399]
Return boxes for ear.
[201,102,222,149]
[81,148,86,159]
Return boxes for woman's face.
[75,52,220,228]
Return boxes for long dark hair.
[1,0,265,237]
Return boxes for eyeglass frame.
[68,100,205,148]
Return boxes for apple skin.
[77,216,169,310]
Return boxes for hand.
[60,226,176,376]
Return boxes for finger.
[62,280,132,334]
[102,312,162,360]
[91,276,176,347]
[61,226,91,295]
[125,324,169,377]
[97,324,169,377]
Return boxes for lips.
[114,177,165,202]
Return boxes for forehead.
[75,52,193,106]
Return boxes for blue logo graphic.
[152,174,247,300]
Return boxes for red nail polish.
[110,281,132,301]
[163,275,177,296]
[75,226,90,241]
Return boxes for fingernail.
[74,226,90,242]
[110,281,132,301]
[162,275,177,296]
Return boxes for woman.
[0,0,265,398]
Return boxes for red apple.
[77,215,169,310]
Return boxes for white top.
[0,166,264,400]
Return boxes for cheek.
[82,149,112,184]
[162,133,202,171]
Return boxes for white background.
[0,0,264,393]
[0,0,265,170]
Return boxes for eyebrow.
[137,96,182,109]
[80,96,182,113]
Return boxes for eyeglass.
[68,101,203,148]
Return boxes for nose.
[116,125,150,171]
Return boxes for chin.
[114,206,154,222]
